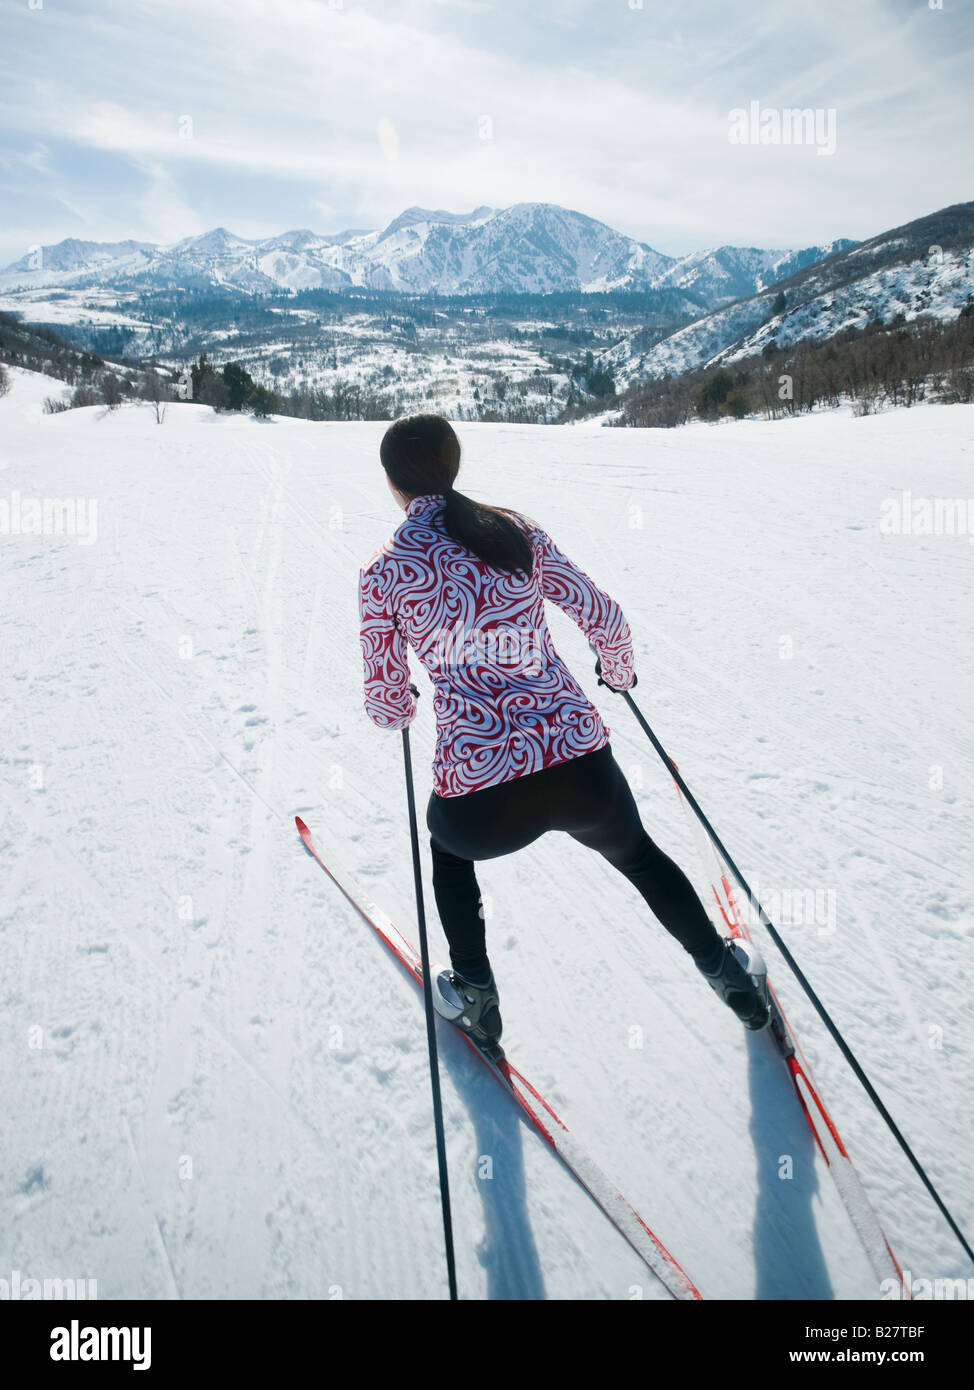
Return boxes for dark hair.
[379,413,534,577]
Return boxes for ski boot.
[696,934,771,1031]
[430,966,503,1058]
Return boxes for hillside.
[1,365,971,1298]
[604,202,974,386]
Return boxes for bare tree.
[144,369,172,424]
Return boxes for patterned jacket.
[358,492,635,798]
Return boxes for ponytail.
[439,486,534,578]
[379,414,534,578]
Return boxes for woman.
[358,414,769,1049]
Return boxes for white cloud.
[0,0,971,259]
[134,160,207,245]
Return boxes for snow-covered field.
[2,366,971,1300]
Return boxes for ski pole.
[617,685,974,1271]
[401,705,458,1300]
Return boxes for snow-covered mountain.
[0,203,844,306]
[7,236,157,277]
[652,241,855,306]
[604,202,974,385]
[339,202,676,295]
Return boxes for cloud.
[0,142,53,176]
[0,0,971,262]
[134,160,207,245]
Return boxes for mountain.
[0,203,845,307]
[603,202,974,385]
[3,236,156,278]
[652,241,855,306]
[346,202,680,294]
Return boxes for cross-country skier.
[358,414,769,1049]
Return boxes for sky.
[1,0,971,266]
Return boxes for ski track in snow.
[1,367,971,1300]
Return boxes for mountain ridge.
[0,201,849,309]
[600,200,974,385]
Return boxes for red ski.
[672,786,910,1297]
[295,815,702,1301]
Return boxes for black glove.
[595,656,637,694]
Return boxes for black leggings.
[425,742,721,979]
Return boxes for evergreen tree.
[190,353,217,400]
[197,373,230,411]
[249,384,280,418]
[696,369,735,419]
[222,361,256,411]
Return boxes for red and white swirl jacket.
[358,492,635,798]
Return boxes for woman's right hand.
[594,656,637,693]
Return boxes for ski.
[295,815,702,1301]
[670,782,910,1296]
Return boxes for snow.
[0,210,840,303]
[609,245,974,386]
[2,365,972,1299]
[0,289,154,330]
